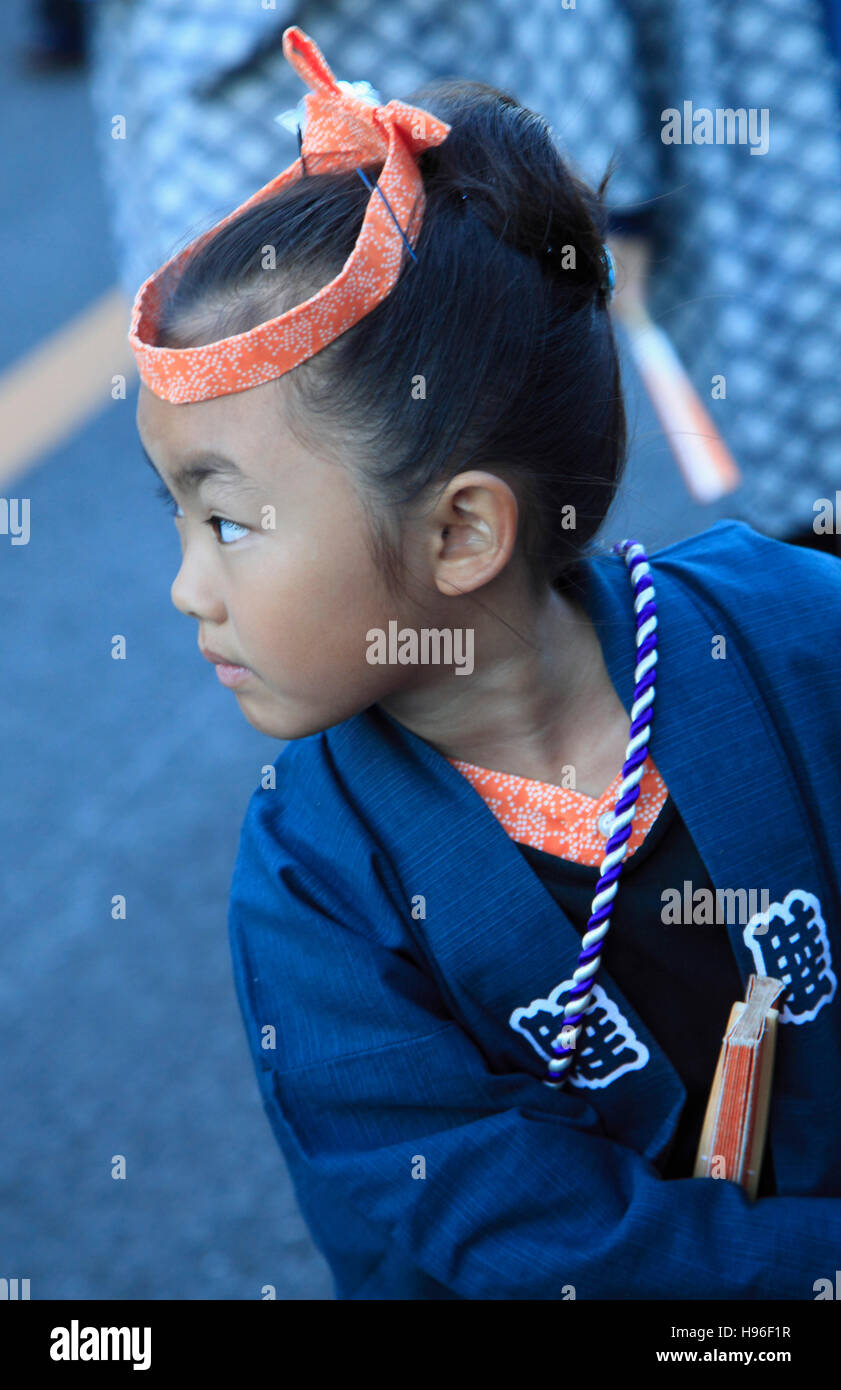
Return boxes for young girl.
[130,28,841,1300]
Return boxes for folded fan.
[694,974,786,1199]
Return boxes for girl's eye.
[207,516,249,545]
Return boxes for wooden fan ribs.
[694,975,786,1199]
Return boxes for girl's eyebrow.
[140,442,259,496]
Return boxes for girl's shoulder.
[235,709,403,888]
[240,726,343,848]
[650,515,840,578]
[643,522,841,770]
[646,518,841,636]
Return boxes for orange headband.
[128,26,452,404]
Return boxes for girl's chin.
[242,699,369,742]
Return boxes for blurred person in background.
[515,0,841,558]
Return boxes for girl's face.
[137,379,437,740]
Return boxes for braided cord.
[545,540,658,1085]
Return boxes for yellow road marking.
[0,287,136,488]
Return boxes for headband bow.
[128,26,451,404]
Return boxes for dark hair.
[156,78,626,603]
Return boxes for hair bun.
[410,79,612,300]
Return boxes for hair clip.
[602,244,616,300]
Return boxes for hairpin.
[355,166,418,264]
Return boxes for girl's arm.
[228,790,841,1301]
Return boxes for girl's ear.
[431,471,519,598]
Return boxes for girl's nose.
[170,558,226,624]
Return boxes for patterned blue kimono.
[227,520,841,1300]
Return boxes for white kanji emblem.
[743,889,836,1024]
[509,979,649,1088]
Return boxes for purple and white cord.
[545,539,658,1086]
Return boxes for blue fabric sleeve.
[228,777,841,1301]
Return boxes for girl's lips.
[214,663,252,689]
[199,647,253,688]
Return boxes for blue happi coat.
[227,520,841,1299]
